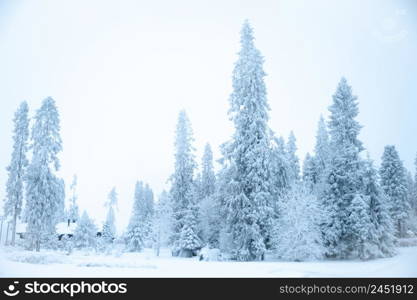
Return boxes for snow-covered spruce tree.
[4,101,29,246]
[314,115,330,185]
[198,143,219,247]
[221,21,273,261]
[321,77,364,258]
[269,135,289,200]
[68,175,79,223]
[179,199,202,257]
[152,190,173,256]
[362,158,396,257]
[347,194,374,260]
[201,143,216,198]
[25,97,63,251]
[405,170,417,234]
[102,187,117,243]
[272,183,324,261]
[379,145,410,237]
[169,110,197,255]
[286,131,300,183]
[125,181,155,251]
[302,152,317,189]
[125,182,145,251]
[145,184,155,208]
[405,170,414,209]
[73,211,98,249]
[215,161,235,254]
[143,184,155,247]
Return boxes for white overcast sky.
[0,0,416,232]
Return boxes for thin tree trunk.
[156,235,160,257]
[5,222,10,246]
[398,220,402,238]
[11,213,17,246]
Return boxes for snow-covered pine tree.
[314,115,330,185]
[348,194,374,260]
[73,211,98,249]
[102,187,117,243]
[198,143,219,247]
[269,135,289,199]
[102,207,116,243]
[215,160,235,253]
[145,184,155,246]
[169,110,196,255]
[379,145,410,237]
[125,181,155,251]
[302,152,317,188]
[68,175,79,223]
[145,184,154,209]
[405,170,416,233]
[221,21,273,261]
[153,190,173,256]
[362,158,396,257]
[125,182,145,251]
[272,183,324,261]
[286,131,300,183]
[201,143,216,198]
[4,101,29,246]
[179,199,202,257]
[25,97,63,251]
[321,77,364,258]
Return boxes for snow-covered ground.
[1,246,416,277]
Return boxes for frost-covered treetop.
[31,97,62,171]
[315,115,329,158]
[4,101,29,219]
[328,77,363,151]
[201,143,216,197]
[10,101,29,160]
[106,187,118,208]
[230,20,269,125]
[174,110,196,171]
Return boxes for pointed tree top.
[240,19,254,47]
[287,131,297,151]
[179,109,187,118]
[177,109,192,130]
[18,101,29,112]
[319,114,325,124]
[41,96,57,107]
[107,187,118,208]
[316,115,328,138]
[288,130,296,141]
[204,142,212,154]
[333,77,356,102]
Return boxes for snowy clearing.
[1,246,416,278]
